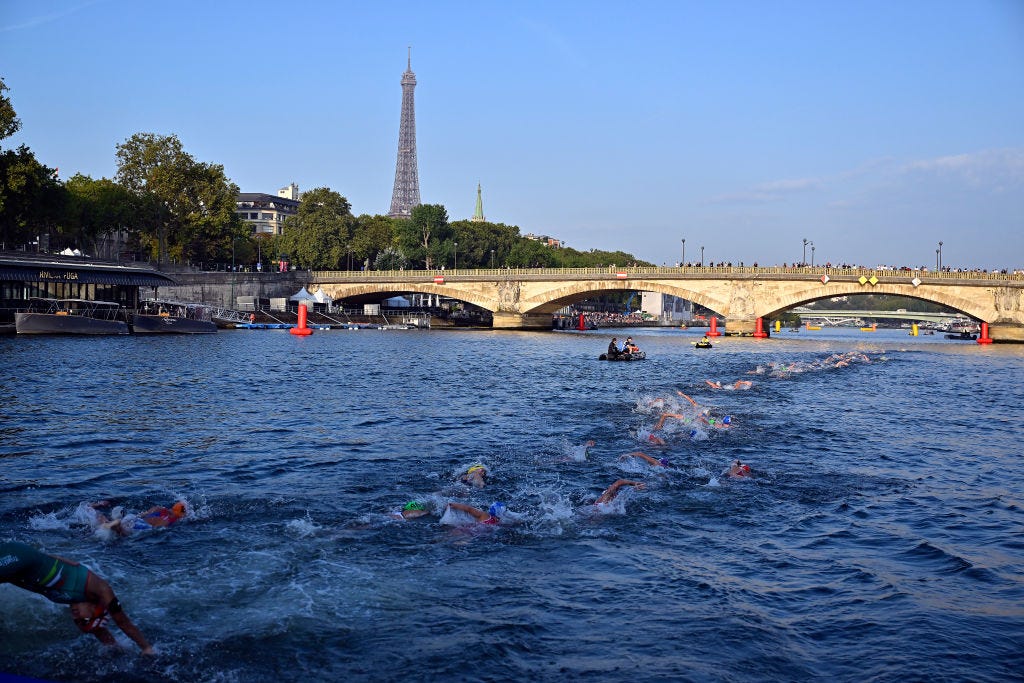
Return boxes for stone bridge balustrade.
[309,266,1024,342]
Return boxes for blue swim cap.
[659,458,672,467]
[689,429,698,438]
[723,415,732,424]
[488,502,506,518]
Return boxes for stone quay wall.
[155,271,306,309]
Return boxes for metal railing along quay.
[312,265,1024,284]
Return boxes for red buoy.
[707,316,721,337]
[290,303,313,336]
[577,313,586,331]
[753,316,768,338]
[977,321,993,344]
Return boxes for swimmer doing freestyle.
[445,502,506,525]
[90,500,187,537]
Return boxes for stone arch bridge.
[310,266,1024,342]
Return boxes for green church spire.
[471,183,485,222]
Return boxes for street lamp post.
[700,245,705,267]
[802,238,809,265]
[490,249,495,268]
[681,238,686,266]
[230,237,238,310]
[936,248,940,271]
[938,241,943,270]
[454,242,458,270]
[811,244,816,266]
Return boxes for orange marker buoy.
[977,322,993,344]
[708,316,721,337]
[290,302,313,336]
[577,313,586,331]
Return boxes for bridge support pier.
[988,323,1024,343]
[492,312,553,330]
[723,318,758,337]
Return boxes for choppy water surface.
[1,327,1022,682]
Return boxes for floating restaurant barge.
[0,252,178,334]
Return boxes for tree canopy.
[115,132,242,265]
[278,187,355,269]
[0,78,21,141]
[0,77,64,249]
[395,204,451,269]
[63,174,136,255]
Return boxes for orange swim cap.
[171,501,186,517]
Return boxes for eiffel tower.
[388,49,420,218]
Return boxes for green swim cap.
[403,501,426,512]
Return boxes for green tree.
[253,232,278,269]
[352,214,397,269]
[0,145,63,249]
[395,204,451,269]
[507,238,557,267]
[0,78,21,142]
[0,77,64,249]
[176,161,244,265]
[373,247,407,271]
[63,174,136,255]
[279,187,354,269]
[115,132,241,266]
[450,219,521,268]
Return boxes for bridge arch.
[518,280,730,316]
[753,283,994,322]
[319,282,498,311]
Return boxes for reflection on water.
[1,328,1023,682]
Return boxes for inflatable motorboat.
[598,351,646,361]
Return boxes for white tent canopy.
[383,296,411,307]
[290,287,315,302]
[312,288,333,304]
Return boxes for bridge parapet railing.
[312,266,1023,284]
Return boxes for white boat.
[132,300,217,334]
[15,298,129,335]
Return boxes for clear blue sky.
[2,0,1022,269]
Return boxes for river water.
[1,326,1022,682]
